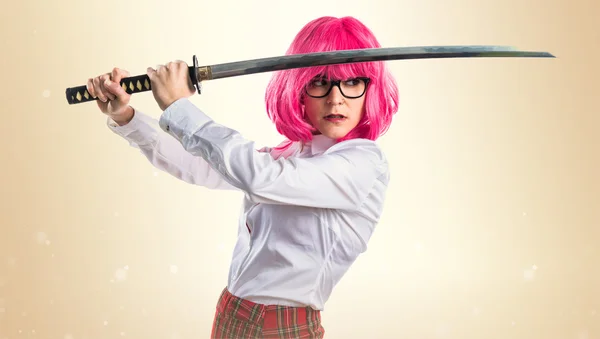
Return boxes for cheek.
[351,99,366,118]
[303,101,321,121]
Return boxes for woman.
[87,15,399,339]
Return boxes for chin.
[314,120,356,140]
[321,130,349,140]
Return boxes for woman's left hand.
[147,61,196,111]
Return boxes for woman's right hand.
[86,68,134,125]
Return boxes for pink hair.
[264,16,399,149]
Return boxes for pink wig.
[264,16,399,145]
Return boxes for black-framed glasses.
[304,77,370,99]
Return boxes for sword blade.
[65,45,555,105]
[205,45,555,80]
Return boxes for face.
[303,77,367,140]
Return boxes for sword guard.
[189,55,202,95]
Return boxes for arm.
[157,98,388,210]
[106,107,239,190]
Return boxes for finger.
[92,77,107,102]
[101,83,116,101]
[104,79,129,104]
[168,61,182,69]
[155,64,167,74]
[98,74,116,101]
[86,78,97,98]
[111,67,130,84]
[146,67,156,79]
[174,60,188,67]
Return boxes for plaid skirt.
[211,287,325,338]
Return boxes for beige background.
[0,0,598,338]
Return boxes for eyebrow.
[310,76,364,82]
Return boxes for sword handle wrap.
[65,74,154,105]
[66,56,201,105]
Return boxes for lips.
[324,114,346,119]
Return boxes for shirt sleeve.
[106,108,239,190]
[158,98,388,210]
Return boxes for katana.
[65,45,555,105]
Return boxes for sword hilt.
[65,55,204,105]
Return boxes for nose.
[326,84,344,104]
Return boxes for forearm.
[107,108,238,190]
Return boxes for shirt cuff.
[106,108,159,147]
[158,98,212,141]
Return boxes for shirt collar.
[306,134,337,155]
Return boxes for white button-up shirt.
[107,98,390,310]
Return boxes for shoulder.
[259,139,303,159]
[325,138,387,162]
[323,138,389,177]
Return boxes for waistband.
[215,287,321,328]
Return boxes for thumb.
[104,80,130,104]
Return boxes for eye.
[310,79,328,87]
[343,78,360,86]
